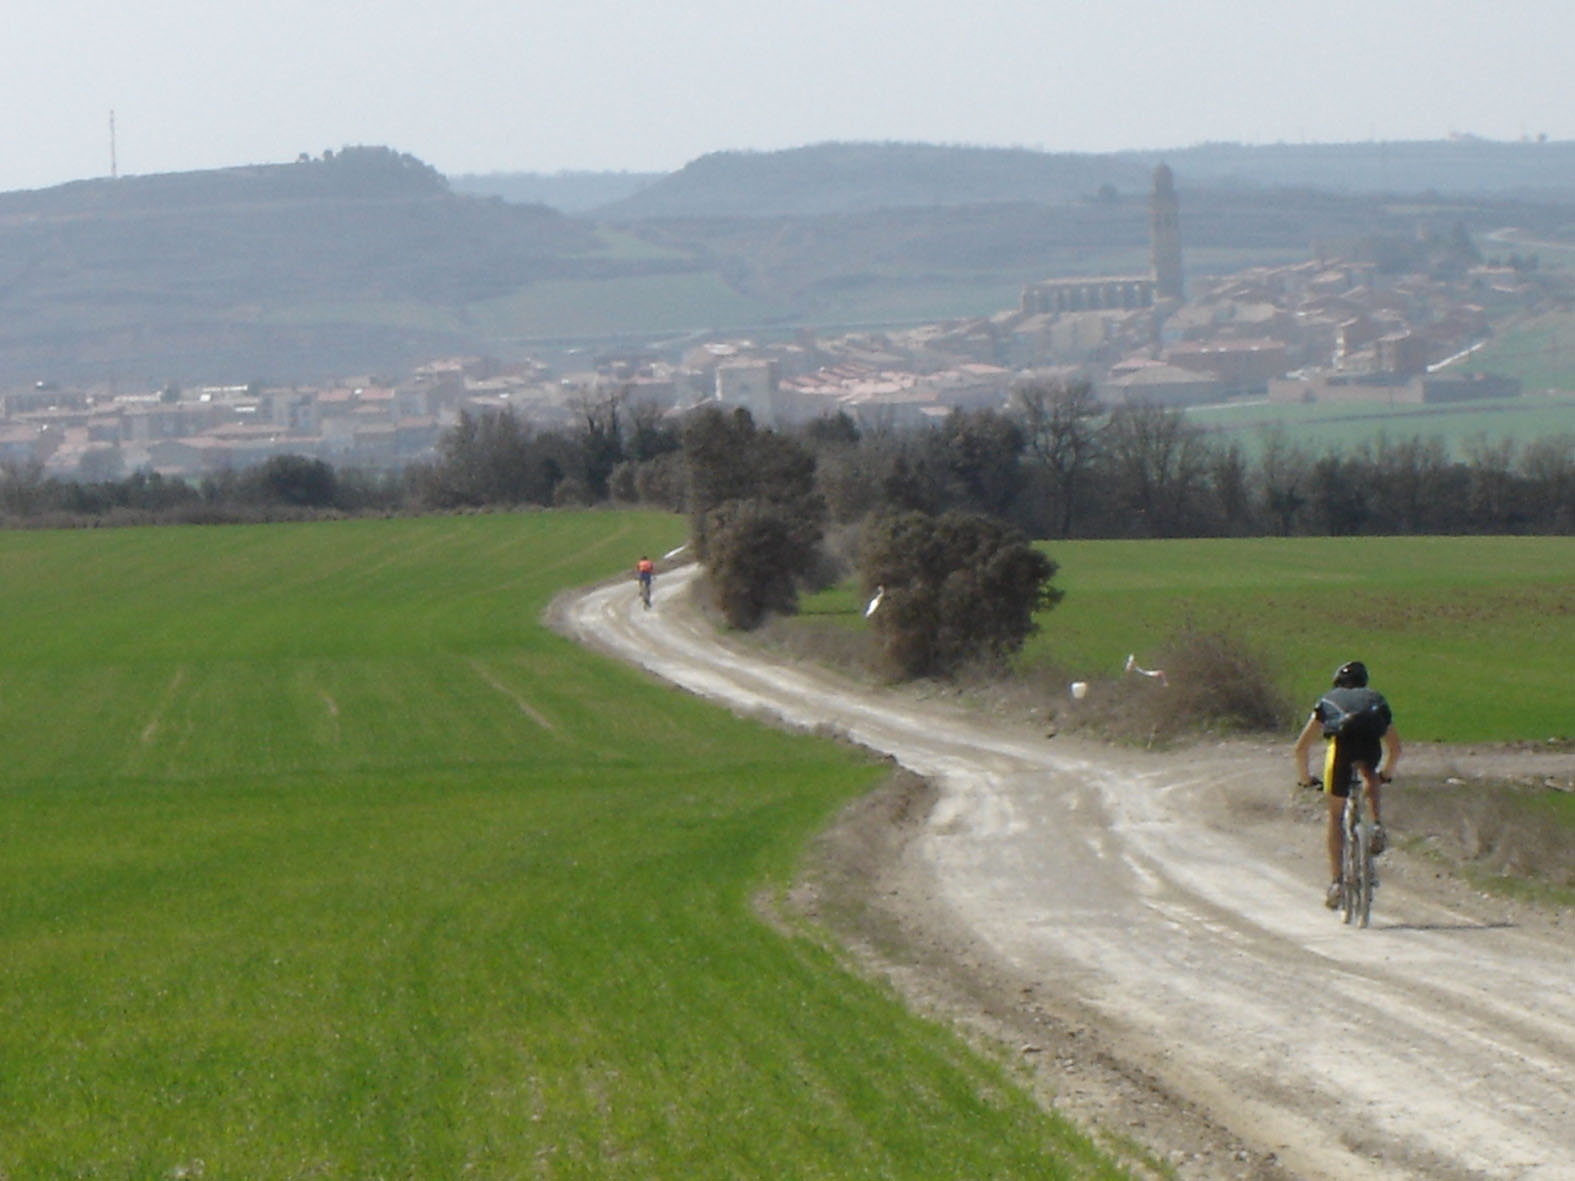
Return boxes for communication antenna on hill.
[109,110,118,179]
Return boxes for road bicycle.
[638,576,652,610]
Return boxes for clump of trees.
[859,510,1062,678]
[410,390,683,509]
[681,405,826,628]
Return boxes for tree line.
[421,379,1571,675]
[3,379,1570,674]
[8,381,1570,538]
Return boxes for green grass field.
[1185,391,1575,458]
[1461,308,1575,392]
[0,514,1121,1180]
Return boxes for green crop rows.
[0,513,1121,1180]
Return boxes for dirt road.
[560,567,1575,1181]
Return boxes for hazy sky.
[8,0,1573,193]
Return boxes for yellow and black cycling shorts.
[1323,734,1383,797]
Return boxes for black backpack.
[1317,686,1392,740]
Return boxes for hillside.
[1144,136,1575,200]
[467,139,1575,345]
[0,148,660,385]
[6,139,1575,387]
[615,183,1565,322]
[448,170,665,213]
[591,142,1155,219]
[592,138,1575,221]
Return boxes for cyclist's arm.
[1379,726,1401,779]
[1293,712,1322,784]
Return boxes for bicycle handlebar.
[1299,773,1392,788]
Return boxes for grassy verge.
[0,513,1125,1180]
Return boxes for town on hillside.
[0,167,1545,483]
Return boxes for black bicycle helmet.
[1332,660,1369,688]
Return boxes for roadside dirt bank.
[553,568,1575,1181]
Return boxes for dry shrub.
[1150,629,1294,735]
[1048,675,1171,744]
[1054,629,1292,745]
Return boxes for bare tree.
[1011,378,1102,537]
[568,385,628,502]
[1206,440,1255,535]
[1368,433,1456,533]
[1256,425,1310,537]
[1463,434,1524,532]
[1521,433,1575,532]
[1101,402,1209,536]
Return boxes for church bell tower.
[1150,164,1183,301]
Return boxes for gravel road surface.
[558,566,1575,1181]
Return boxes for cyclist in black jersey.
[1293,660,1402,909]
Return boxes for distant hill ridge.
[0,146,451,218]
[15,137,1575,220]
[590,142,1155,218]
[583,138,1575,220]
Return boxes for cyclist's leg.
[1323,739,1346,885]
[1325,793,1345,885]
[1352,737,1384,852]
[1360,767,1381,826]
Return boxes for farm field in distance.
[0,513,1122,1180]
[1184,391,1575,458]
[1461,306,1575,392]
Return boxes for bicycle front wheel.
[1341,836,1359,925]
[1354,826,1374,928]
